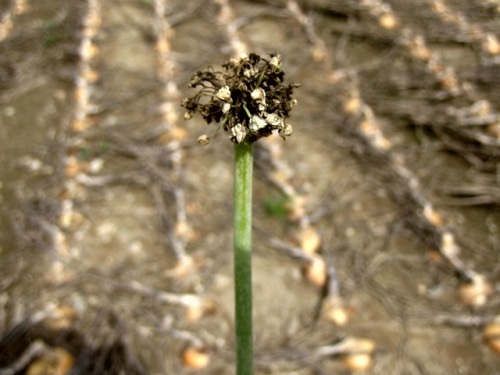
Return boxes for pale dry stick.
[48,0,102,284]
[124,280,207,314]
[424,0,500,57]
[89,274,214,323]
[152,0,194,273]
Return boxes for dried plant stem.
[233,141,254,375]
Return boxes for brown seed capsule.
[486,122,500,139]
[164,255,195,278]
[304,255,327,287]
[484,34,500,55]
[458,274,493,306]
[182,346,210,369]
[482,323,500,353]
[322,296,352,326]
[423,205,444,227]
[342,353,372,372]
[286,195,307,221]
[297,225,321,254]
[343,97,361,114]
[379,13,398,29]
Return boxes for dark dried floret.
[181,52,299,144]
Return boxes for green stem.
[233,141,253,375]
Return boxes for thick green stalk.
[233,141,253,375]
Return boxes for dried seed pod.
[303,254,327,287]
[264,112,283,127]
[269,54,282,71]
[222,102,231,114]
[343,97,361,114]
[409,36,432,60]
[379,13,398,29]
[175,220,195,241]
[249,115,267,133]
[423,205,443,227]
[486,122,500,139]
[182,346,210,369]
[251,88,266,102]
[458,274,493,306]
[341,353,372,372]
[483,34,500,55]
[441,231,459,258]
[286,195,307,221]
[339,337,375,372]
[216,86,232,102]
[297,225,321,254]
[165,255,195,278]
[321,296,352,326]
[186,299,217,321]
[231,123,247,144]
[182,52,299,143]
[482,323,500,353]
[340,337,376,354]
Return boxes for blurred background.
[0,0,499,374]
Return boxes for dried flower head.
[182,52,299,143]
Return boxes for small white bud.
[269,54,282,71]
[251,88,266,102]
[222,102,231,113]
[264,113,283,127]
[231,123,247,144]
[244,68,257,78]
[216,86,232,102]
[197,134,210,146]
[249,115,267,133]
[184,111,193,120]
[279,123,293,140]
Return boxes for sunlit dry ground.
[0,0,499,374]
